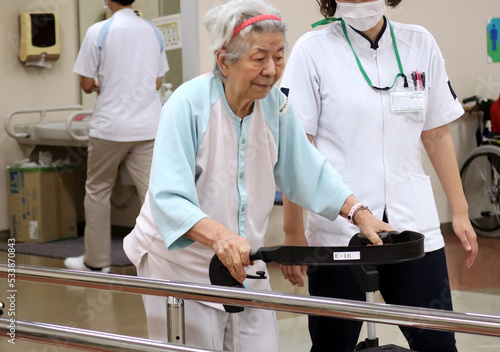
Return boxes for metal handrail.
[66,109,93,141]
[4,105,84,139]
[1,264,500,337]
[0,318,218,352]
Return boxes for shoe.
[64,255,111,273]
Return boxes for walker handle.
[354,231,395,246]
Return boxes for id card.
[390,91,425,113]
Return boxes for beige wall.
[0,0,499,230]
[0,0,80,231]
[0,0,157,231]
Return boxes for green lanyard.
[311,17,408,91]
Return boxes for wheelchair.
[460,95,500,237]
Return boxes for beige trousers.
[84,137,154,267]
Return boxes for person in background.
[280,1,478,351]
[123,0,392,350]
[65,0,169,272]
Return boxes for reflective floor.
[0,207,499,351]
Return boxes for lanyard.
[311,17,408,91]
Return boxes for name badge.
[390,91,425,113]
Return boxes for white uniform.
[281,20,464,252]
[74,8,169,142]
[124,74,352,350]
[72,9,169,268]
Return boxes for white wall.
[0,0,499,231]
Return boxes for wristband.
[347,203,362,224]
[347,203,371,225]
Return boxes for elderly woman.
[124,0,392,350]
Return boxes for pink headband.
[230,14,282,39]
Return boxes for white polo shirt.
[74,9,169,141]
[281,19,464,252]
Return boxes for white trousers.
[137,253,281,351]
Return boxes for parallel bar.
[1,264,500,337]
[167,296,186,344]
[0,318,217,352]
[366,292,377,340]
[230,313,240,352]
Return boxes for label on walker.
[333,251,360,260]
[390,91,425,112]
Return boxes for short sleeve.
[423,40,464,130]
[158,50,169,77]
[73,25,101,78]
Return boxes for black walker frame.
[209,231,425,351]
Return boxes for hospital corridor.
[1,0,500,351]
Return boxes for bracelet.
[347,203,371,225]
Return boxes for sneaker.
[64,255,111,273]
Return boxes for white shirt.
[74,9,169,141]
[124,74,352,307]
[281,19,464,252]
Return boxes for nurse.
[280,1,478,351]
[123,0,392,350]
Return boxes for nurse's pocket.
[402,111,425,124]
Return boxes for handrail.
[0,318,218,352]
[4,105,84,139]
[66,109,93,141]
[1,264,500,338]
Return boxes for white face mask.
[336,0,387,32]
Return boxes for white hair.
[204,0,287,81]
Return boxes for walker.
[209,231,424,351]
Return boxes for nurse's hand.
[452,211,478,269]
[280,233,308,287]
[92,79,100,94]
[185,217,251,283]
[355,210,394,245]
[80,76,100,94]
[281,264,307,287]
